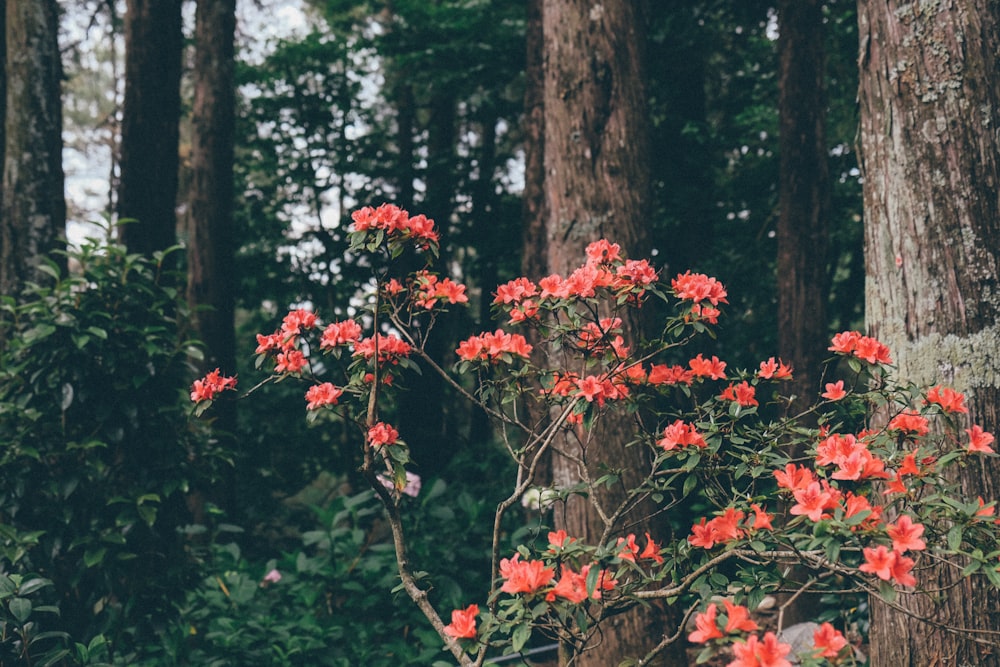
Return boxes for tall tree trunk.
[118,0,182,255]
[521,0,546,282]
[776,0,830,414]
[187,0,237,514]
[859,2,1000,665]
[1,0,64,299]
[541,1,682,664]
[395,89,455,471]
[774,0,831,630]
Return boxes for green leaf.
[947,524,964,552]
[511,622,531,653]
[17,578,50,596]
[0,575,17,599]
[84,546,107,568]
[682,473,698,497]
[8,597,32,623]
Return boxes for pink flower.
[367,422,400,447]
[813,622,848,658]
[688,603,723,643]
[499,553,555,594]
[443,604,478,639]
[190,369,237,402]
[305,383,343,410]
[261,569,282,584]
[821,380,846,400]
[966,425,996,454]
[886,514,926,553]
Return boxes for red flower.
[494,277,538,305]
[255,332,284,354]
[585,239,622,264]
[966,425,996,454]
[367,422,400,447]
[812,622,848,659]
[757,357,792,380]
[353,333,412,362]
[275,349,306,373]
[281,308,318,337]
[821,380,847,400]
[305,383,343,410]
[887,410,930,436]
[640,532,664,563]
[887,514,926,553]
[545,565,614,603]
[499,553,555,595]
[790,481,836,522]
[730,633,792,667]
[547,530,574,550]
[773,463,815,491]
[190,368,237,402]
[672,271,728,305]
[434,277,469,305]
[648,364,694,385]
[689,354,727,380]
[750,504,773,531]
[828,330,861,354]
[925,385,968,413]
[720,381,758,407]
[722,599,758,633]
[442,603,478,639]
[576,375,605,403]
[688,518,718,549]
[859,545,896,580]
[828,330,892,365]
[658,419,707,451]
[320,319,363,349]
[890,552,917,587]
[688,603,723,643]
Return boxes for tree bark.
[776,0,830,415]
[521,0,546,282]
[1,0,64,299]
[859,2,1000,665]
[540,1,682,664]
[186,0,237,514]
[118,0,183,255]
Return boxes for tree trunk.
[186,0,237,513]
[859,2,1000,665]
[541,1,682,664]
[776,0,829,415]
[521,0,546,282]
[118,0,183,255]
[1,0,64,299]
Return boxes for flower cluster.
[349,203,439,246]
[456,330,532,362]
[828,329,893,365]
[490,240,658,324]
[189,368,237,403]
[353,333,412,363]
[657,419,707,451]
[194,206,1000,666]
[409,271,469,310]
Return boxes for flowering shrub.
[193,204,1000,666]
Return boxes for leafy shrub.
[154,475,509,667]
[0,232,225,656]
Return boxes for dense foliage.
[0,232,220,659]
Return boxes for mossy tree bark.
[859,2,1000,664]
[1,0,64,299]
